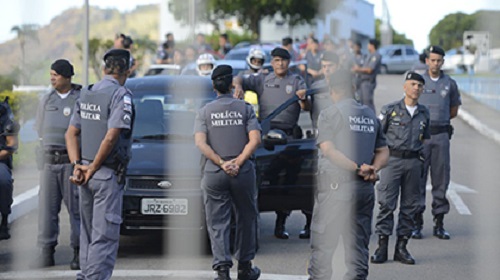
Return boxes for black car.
[121,75,317,233]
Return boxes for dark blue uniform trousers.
[77,166,123,280]
[375,157,423,237]
[37,163,80,249]
[309,173,375,280]
[417,132,451,217]
[0,162,13,216]
[201,161,258,270]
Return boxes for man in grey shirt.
[352,39,381,113]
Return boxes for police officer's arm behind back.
[0,135,17,161]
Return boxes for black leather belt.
[390,149,420,159]
[44,151,70,164]
[83,159,121,171]
[430,125,450,135]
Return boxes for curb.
[457,108,500,145]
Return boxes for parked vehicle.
[378,44,420,74]
[121,75,318,234]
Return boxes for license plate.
[141,198,188,215]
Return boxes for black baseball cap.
[405,71,425,84]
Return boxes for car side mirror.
[262,129,288,150]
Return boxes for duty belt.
[389,149,420,159]
[430,125,450,135]
[44,150,70,164]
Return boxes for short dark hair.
[220,33,228,40]
[282,37,293,46]
[328,70,354,97]
[104,56,129,75]
[369,39,379,49]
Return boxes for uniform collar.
[398,98,424,116]
[103,75,120,85]
[423,70,444,80]
[216,94,234,99]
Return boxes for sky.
[1,0,499,51]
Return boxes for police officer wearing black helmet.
[308,70,389,280]
[195,65,261,280]
[0,97,19,241]
[66,49,134,280]
[233,47,309,240]
[32,59,81,270]
[371,72,430,265]
[413,45,462,240]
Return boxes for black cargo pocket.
[104,213,122,240]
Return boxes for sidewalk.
[457,92,500,144]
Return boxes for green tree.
[375,19,413,46]
[428,12,475,50]
[76,38,112,81]
[10,24,39,85]
[169,0,321,39]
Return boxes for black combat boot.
[214,265,231,280]
[0,214,10,240]
[70,247,80,270]
[299,212,312,239]
[237,261,261,280]
[394,236,415,265]
[433,214,450,240]
[274,212,289,239]
[370,235,389,264]
[30,246,56,268]
[411,213,423,239]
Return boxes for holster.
[447,125,454,140]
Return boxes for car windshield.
[132,93,213,139]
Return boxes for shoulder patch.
[124,95,132,105]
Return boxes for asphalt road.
[0,74,498,280]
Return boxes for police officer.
[308,70,389,280]
[352,39,381,113]
[233,47,308,240]
[371,72,430,265]
[310,51,339,130]
[194,65,261,280]
[0,97,18,240]
[32,59,81,269]
[412,45,462,240]
[66,49,134,280]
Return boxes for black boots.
[274,213,289,239]
[31,246,55,268]
[411,213,423,239]
[370,235,388,263]
[70,247,80,270]
[215,265,231,280]
[394,236,415,265]
[299,213,312,239]
[237,261,261,280]
[433,214,450,240]
[0,214,9,240]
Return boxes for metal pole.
[189,0,195,43]
[83,0,89,86]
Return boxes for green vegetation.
[429,10,500,51]
[375,19,414,46]
[12,141,38,168]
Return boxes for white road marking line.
[426,181,476,215]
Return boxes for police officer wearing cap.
[233,47,308,240]
[195,65,261,280]
[308,70,389,280]
[412,45,461,240]
[0,97,19,241]
[32,59,81,269]
[371,72,430,265]
[66,49,134,280]
[352,39,382,113]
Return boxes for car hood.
[127,140,203,177]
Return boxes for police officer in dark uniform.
[308,70,389,280]
[194,65,261,280]
[412,46,462,240]
[371,72,430,265]
[233,47,309,240]
[352,39,382,113]
[310,51,339,130]
[32,59,81,269]
[0,97,18,240]
[66,49,134,280]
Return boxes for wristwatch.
[71,159,82,167]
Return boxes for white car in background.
[442,47,475,74]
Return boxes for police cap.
[271,47,291,60]
[320,51,339,64]
[428,45,445,57]
[211,65,233,80]
[405,71,425,85]
[51,59,74,78]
